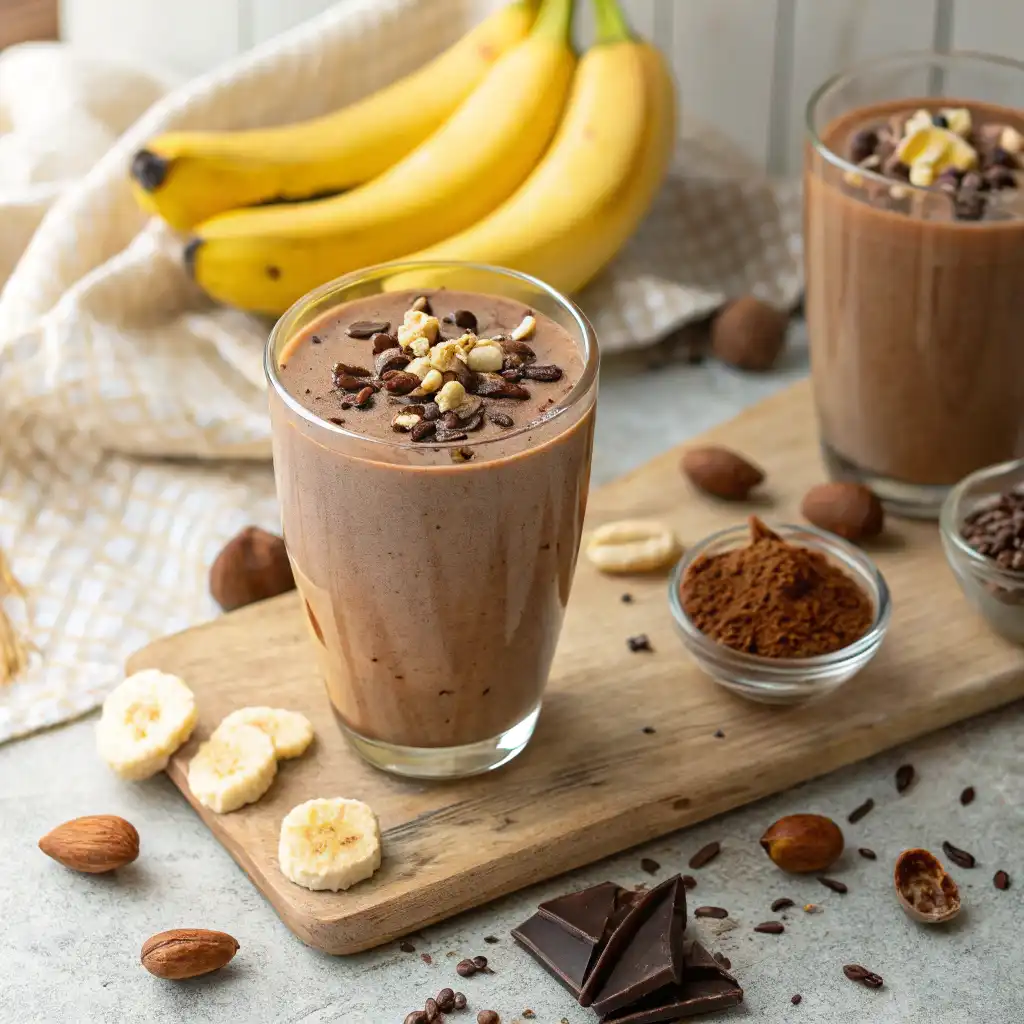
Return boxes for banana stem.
[591,0,633,43]
[533,0,575,40]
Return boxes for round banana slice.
[187,723,277,814]
[279,797,382,892]
[96,670,198,781]
[585,519,681,574]
[214,707,313,760]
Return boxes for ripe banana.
[278,797,382,892]
[130,1,537,231]
[214,706,313,759]
[187,723,277,813]
[388,23,649,293]
[96,670,198,781]
[188,0,577,316]
[391,8,676,296]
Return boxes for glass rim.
[667,521,892,670]
[264,259,600,453]
[804,48,1024,193]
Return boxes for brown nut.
[801,482,884,542]
[711,296,789,372]
[760,814,845,874]
[141,928,239,980]
[894,848,961,924]
[209,526,295,612]
[38,814,139,874]
[681,445,765,500]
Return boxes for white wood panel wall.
[59,0,1024,175]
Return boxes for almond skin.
[801,482,884,542]
[209,526,295,612]
[681,446,765,500]
[141,928,239,980]
[38,815,140,874]
[760,814,845,874]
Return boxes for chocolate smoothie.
[270,285,596,769]
[806,97,1024,505]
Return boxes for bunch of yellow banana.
[131,0,676,316]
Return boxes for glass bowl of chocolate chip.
[941,458,1024,644]
[668,517,892,704]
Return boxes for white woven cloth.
[0,0,801,744]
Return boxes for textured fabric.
[0,1,801,744]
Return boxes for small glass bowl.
[668,522,892,705]
[940,458,1024,645]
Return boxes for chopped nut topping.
[410,295,431,313]
[429,340,462,372]
[510,314,537,342]
[1001,126,1023,155]
[405,357,431,379]
[418,369,443,394]
[392,412,422,432]
[436,380,467,413]
[466,341,504,373]
[397,310,440,352]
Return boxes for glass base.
[822,443,950,520]
[337,705,540,780]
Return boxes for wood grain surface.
[127,379,1024,954]
[0,0,57,49]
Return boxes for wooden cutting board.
[127,379,1024,954]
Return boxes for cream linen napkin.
[0,0,802,744]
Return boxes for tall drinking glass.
[805,52,1024,518]
[266,262,599,778]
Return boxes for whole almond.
[38,814,139,874]
[711,296,789,372]
[681,446,765,500]
[141,928,239,980]
[801,482,884,541]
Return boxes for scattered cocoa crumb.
[640,857,660,874]
[818,876,848,894]
[641,726,656,735]
[483,935,499,944]
[713,729,725,739]
[621,593,633,603]
[400,940,416,953]
[713,952,731,970]
[895,764,915,793]
[689,841,721,869]
[681,875,697,889]
[791,994,802,1005]
[847,798,874,824]
[960,786,975,806]
[420,953,433,965]
[858,848,877,861]
[626,634,653,653]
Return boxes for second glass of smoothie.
[266,262,598,778]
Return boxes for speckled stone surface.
[2,331,1022,1024]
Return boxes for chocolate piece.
[580,875,686,1014]
[511,912,594,998]
[538,880,620,945]
[347,320,390,338]
[601,941,743,1023]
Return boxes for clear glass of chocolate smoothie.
[805,52,1024,518]
[266,262,599,779]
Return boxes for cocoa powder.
[681,517,872,658]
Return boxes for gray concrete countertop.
[2,333,1022,1024]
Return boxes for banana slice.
[586,520,682,574]
[96,670,198,781]
[187,723,277,813]
[214,707,313,760]
[278,798,382,892]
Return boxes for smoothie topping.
[843,105,1021,219]
[960,486,1024,570]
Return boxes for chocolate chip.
[348,320,390,338]
[960,786,976,806]
[771,898,795,912]
[400,940,416,953]
[453,993,467,1010]
[681,875,697,889]
[694,906,728,919]
[819,876,848,894]
[310,335,321,344]
[522,364,563,382]
[456,959,477,978]
[384,372,422,395]
[754,921,784,934]
[713,952,731,969]
[689,841,721,869]
[424,997,439,1022]
[858,848,877,861]
[640,857,660,874]
[844,964,883,989]
[791,994,802,1005]
[994,869,1011,890]
[372,332,398,354]
[354,386,374,408]
[411,420,437,442]
[334,373,367,392]
[477,1012,499,1024]
[942,841,976,869]
[626,634,653,653]
[849,128,878,164]
[847,798,875,824]
[895,764,915,794]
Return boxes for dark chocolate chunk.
[511,912,596,998]
[580,875,687,1015]
[332,361,370,377]
[411,420,437,442]
[333,373,367,392]
[399,940,416,953]
[500,339,537,362]
[849,128,878,164]
[374,347,410,376]
[626,634,653,653]
[601,941,743,1023]
[538,880,620,946]
[372,332,398,354]
[640,858,660,875]
[347,320,390,338]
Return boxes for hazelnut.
[711,296,789,372]
[209,526,295,612]
[760,814,845,874]
[894,848,961,924]
[801,482,884,542]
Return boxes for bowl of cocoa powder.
[669,516,891,704]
